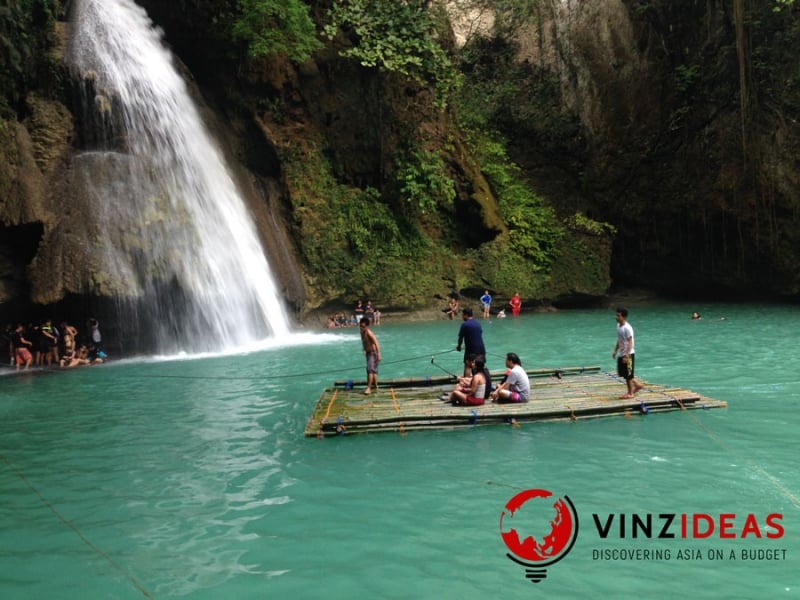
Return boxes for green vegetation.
[324,0,460,106]
[674,63,701,94]
[292,0,612,303]
[393,146,455,216]
[458,34,580,144]
[450,21,615,298]
[281,139,454,305]
[565,212,617,237]
[232,0,322,61]
[471,134,561,267]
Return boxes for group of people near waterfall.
[360,303,645,406]
[4,318,106,371]
[327,299,381,329]
[444,290,521,320]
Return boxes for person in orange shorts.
[11,324,33,370]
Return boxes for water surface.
[1,303,798,599]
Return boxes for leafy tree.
[233,0,322,61]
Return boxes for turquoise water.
[1,303,799,599]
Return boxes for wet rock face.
[0,5,309,326]
[493,1,800,297]
[0,102,65,309]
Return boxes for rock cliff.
[4,0,796,340]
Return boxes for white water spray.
[68,0,291,353]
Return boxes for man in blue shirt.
[480,290,492,319]
[456,307,486,376]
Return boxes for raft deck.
[305,366,727,437]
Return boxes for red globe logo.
[499,488,579,583]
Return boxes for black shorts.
[617,354,635,380]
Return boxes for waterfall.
[67,0,291,354]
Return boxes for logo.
[499,488,579,583]
[589,510,786,563]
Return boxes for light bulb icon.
[499,488,579,583]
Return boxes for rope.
[128,349,459,382]
[0,452,153,599]
[600,374,798,506]
[429,355,459,379]
[322,388,338,422]
[684,409,800,509]
[652,386,800,509]
[390,388,407,435]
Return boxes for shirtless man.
[445,296,459,320]
[359,318,381,394]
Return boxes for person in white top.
[612,307,644,399]
[491,352,531,403]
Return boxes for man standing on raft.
[456,307,486,377]
[360,317,381,394]
[612,307,645,399]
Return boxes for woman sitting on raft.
[447,356,490,406]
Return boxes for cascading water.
[67,0,291,354]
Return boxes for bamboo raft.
[306,366,727,437]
